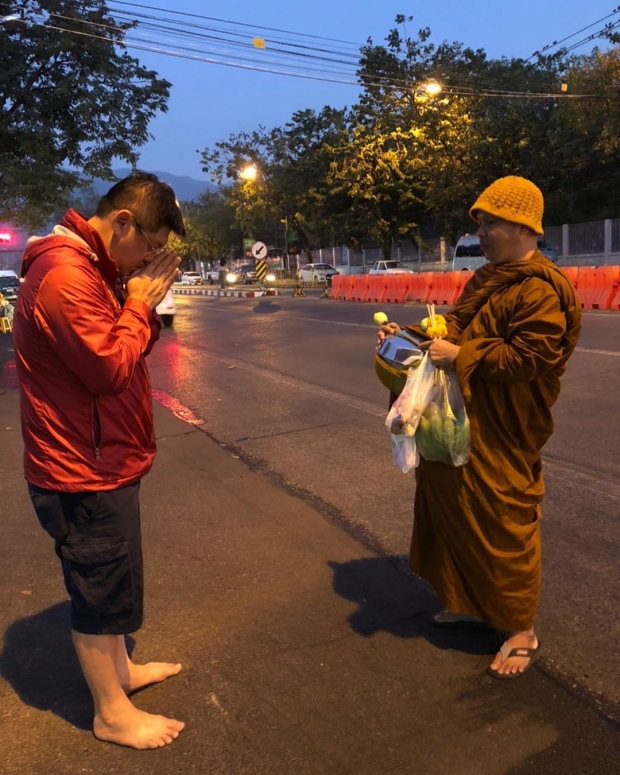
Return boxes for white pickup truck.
[369,260,413,274]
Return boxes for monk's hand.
[419,339,461,368]
[377,322,401,345]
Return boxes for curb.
[173,288,279,298]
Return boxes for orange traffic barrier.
[427,271,455,305]
[408,272,434,303]
[330,275,346,299]
[577,266,620,310]
[364,275,384,303]
[342,275,357,301]
[453,270,474,303]
[610,269,620,310]
[384,274,408,303]
[559,266,579,292]
[406,273,427,302]
[350,275,370,302]
[576,267,596,309]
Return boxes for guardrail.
[330,267,620,310]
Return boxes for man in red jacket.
[14,171,186,749]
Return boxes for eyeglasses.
[132,216,159,253]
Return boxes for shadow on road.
[329,555,500,656]
[252,300,281,314]
[0,602,135,730]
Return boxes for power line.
[41,10,365,78]
[563,20,620,54]
[107,0,363,50]
[0,3,598,100]
[529,6,620,59]
[107,6,362,61]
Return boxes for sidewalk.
[0,378,618,774]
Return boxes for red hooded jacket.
[14,211,161,491]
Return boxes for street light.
[240,164,258,181]
[424,80,443,97]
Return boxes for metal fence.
[568,220,605,255]
[543,225,562,252]
[295,217,620,273]
[613,219,620,254]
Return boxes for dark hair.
[95,170,186,237]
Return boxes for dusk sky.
[120,1,617,180]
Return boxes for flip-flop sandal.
[486,639,541,679]
[431,610,493,631]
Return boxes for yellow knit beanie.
[469,176,544,235]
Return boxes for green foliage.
[170,191,242,265]
[199,17,620,248]
[200,107,349,251]
[0,1,170,228]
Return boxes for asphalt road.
[147,291,620,722]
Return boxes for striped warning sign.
[255,259,267,281]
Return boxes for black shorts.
[28,482,143,636]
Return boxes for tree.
[200,15,620,252]
[0,1,170,228]
[552,47,620,221]
[199,107,349,252]
[174,192,242,264]
[325,118,426,257]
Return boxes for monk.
[380,176,581,678]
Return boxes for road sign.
[243,238,254,251]
[255,259,267,281]
[251,241,267,259]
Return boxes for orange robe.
[409,253,581,631]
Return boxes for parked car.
[0,270,20,305]
[180,271,203,285]
[369,260,414,275]
[537,239,559,263]
[452,235,558,270]
[156,288,175,327]
[298,263,340,284]
[452,235,487,271]
[206,266,221,284]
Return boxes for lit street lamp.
[424,80,443,97]
[240,164,258,181]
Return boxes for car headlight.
[226,273,237,283]
[265,273,276,283]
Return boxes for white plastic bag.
[385,353,435,473]
[385,352,471,470]
[389,432,418,474]
[385,353,435,436]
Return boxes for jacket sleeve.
[455,278,567,385]
[144,309,162,357]
[34,263,152,396]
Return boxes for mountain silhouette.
[89,168,217,201]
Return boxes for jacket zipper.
[92,395,103,460]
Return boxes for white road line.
[575,347,620,357]
[543,459,620,501]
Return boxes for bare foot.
[120,662,182,694]
[94,704,185,749]
[489,631,539,677]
